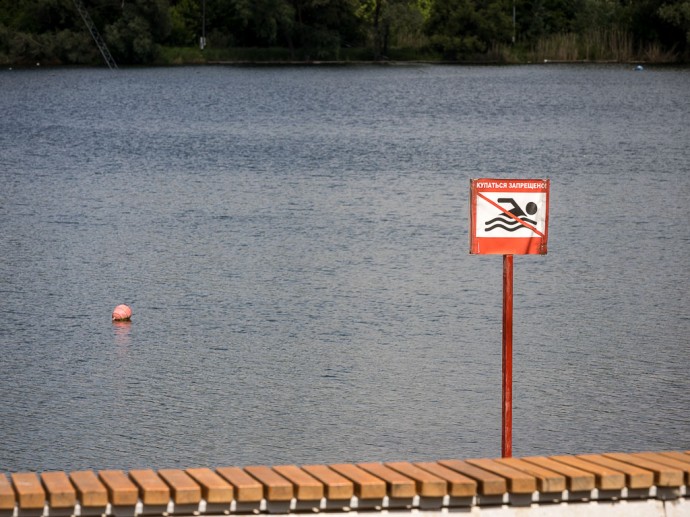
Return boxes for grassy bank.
[156,46,442,65]
[157,35,681,66]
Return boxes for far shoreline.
[4,57,687,70]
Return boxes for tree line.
[0,0,688,66]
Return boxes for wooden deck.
[1,451,688,515]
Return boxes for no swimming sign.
[469,178,551,457]
[470,179,550,255]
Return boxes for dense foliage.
[0,0,687,65]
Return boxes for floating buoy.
[635,65,644,71]
[112,304,132,321]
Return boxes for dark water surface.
[1,64,688,472]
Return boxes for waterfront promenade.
[2,450,689,516]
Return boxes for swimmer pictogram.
[485,198,538,232]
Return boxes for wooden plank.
[98,470,138,506]
[69,471,108,507]
[216,467,263,503]
[659,451,690,466]
[40,472,76,508]
[185,468,233,504]
[604,453,683,487]
[129,470,170,506]
[157,469,201,505]
[551,456,625,490]
[522,457,595,492]
[634,453,690,485]
[495,458,566,493]
[243,466,293,501]
[414,462,477,497]
[301,465,354,501]
[385,462,446,498]
[328,464,386,500]
[577,454,654,489]
[438,460,506,496]
[466,459,537,494]
[273,466,323,501]
[357,463,416,499]
[10,473,45,509]
[0,474,15,510]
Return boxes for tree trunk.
[373,0,382,59]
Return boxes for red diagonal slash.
[477,192,546,238]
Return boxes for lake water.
[0,64,688,473]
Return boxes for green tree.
[290,0,363,58]
[53,28,97,63]
[517,0,580,41]
[104,0,171,63]
[383,1,427,48]
[18,0,76,33]
[426,0,512,58]
[0,0,103,65]
[168,0,201,46]
[357,0,427,58]
[232,0,294,46]
[614,0,687,56]
[658,1,690,51]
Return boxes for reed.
[524,29,678,63]
[640,42,678,63]
[580,29,633,61]
[533,32,580,61]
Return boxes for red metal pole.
[502,254,513,458]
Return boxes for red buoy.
[112,304,132,321]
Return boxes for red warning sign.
[470,179,550,255]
